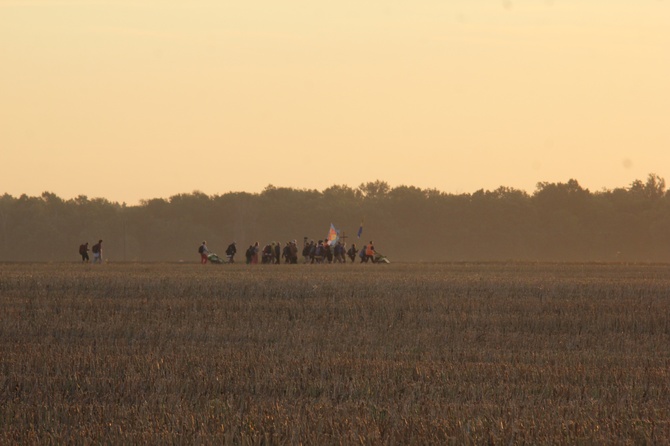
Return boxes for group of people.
[198,239,379,264]
[244,240,300,264]
[78,240,104,263]
[76,237,378,264]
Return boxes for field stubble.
[1,262,669,444]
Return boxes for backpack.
[92,244,100,254]
[198,245,204,254]
[79,244,86,255]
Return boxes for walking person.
[333,241,345,263]
[302,240,313,264]
[274,242,281,264]
[92,240,103,264]
[262,243,273,264]
[282,242,291,264]
[289,240,299,264]
[324,241,333,263]
[365,241,376,263]
[199,241,209,264]
[347,243,357,263]
[225,241,237,263]
[251,242,259,264]
[79,242,89,263]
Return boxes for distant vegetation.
[1,174,669,262]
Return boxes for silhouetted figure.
[324,242,333,263]
[333,241,345,263]
[225,242,237,263]
[282,242,291,264]
[303,240,313,263]
[274,242,281,264]
[289,240,299,264]
[347,243,357,263]
[92,239,103,264]
[79,242,89,262]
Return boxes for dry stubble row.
[1,262,669,444]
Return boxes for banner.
[327,223,339,246]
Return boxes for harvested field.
[1,262,669,444]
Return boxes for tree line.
[1,174,669,262]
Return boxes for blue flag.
[357,222,363,238]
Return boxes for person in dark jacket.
[282,242,291,264]
[274,242,281,264]
[92,240,104,264]
[79,242,89,262]
[225,242,237,263]
[347,243,357,263]
[245,245,254,264]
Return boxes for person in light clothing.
[199,241,209,264]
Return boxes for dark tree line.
[2,174,669,262]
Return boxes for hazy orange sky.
[2,0,668,204]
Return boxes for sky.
[1,0,668,205]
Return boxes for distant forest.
[2,174,670,262]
